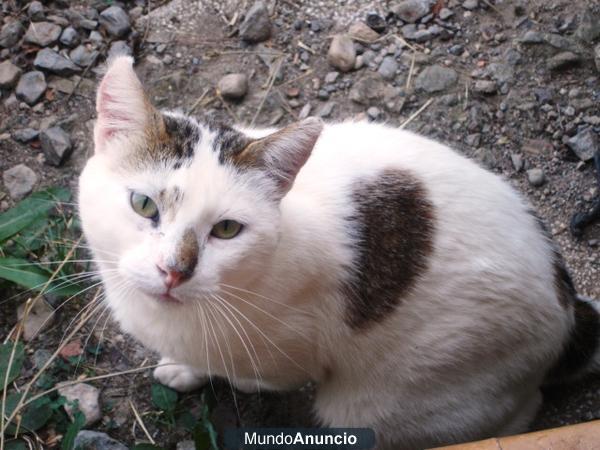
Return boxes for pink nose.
[156,264,186,289]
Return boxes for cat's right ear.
[94,56,156,153]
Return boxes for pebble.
[378,56,398,80]
[24,22,62,47]
[349,74,395,105]
[60,26,80,47]
[58,383,102,426]
[89,31,103,44]
[566,128,598,162]
[367,106,381,120]
[16,298,54,340]
[317,102,335,118]
[28,1,45,21]
[40,126,73,166]
[462,0,479,10]
[439,8,454,20]
[415,65,458,93]
[328,34,356,72]
[527,168,545,187]
[70,45,99,67]
[15,71,47,105]
[99,6,131,38]
[3,164,38,201]
[74,431,127,450]
[348,22,379,43]
[575,8,600,43]
[298,103,312,119]
[547,52,581,70]
[474,80,497,95]
[0,21,25,48]
[239,1,271,43]
[324,71,339,84]
[34,48,81,76]
[511,153,524,172]
[12,128,39,143]
[32,348,52,369]
[392,0,435,23]
[217,73,248,100]
[366,13,386,33]
[108,41,133,59]
[0,61,22,89]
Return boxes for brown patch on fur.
[174,228,199,278]
[343,169,436,329]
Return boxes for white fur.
[79,58,579,449]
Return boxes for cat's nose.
[156,264,188,289]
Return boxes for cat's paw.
[153,358,207,392]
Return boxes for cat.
[79,55,600,449]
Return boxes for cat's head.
[79,56,322,308]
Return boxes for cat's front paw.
[153,358,207,392]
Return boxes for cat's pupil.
[142,197,149,210]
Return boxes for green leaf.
[5,440,27,450]
[0,257,84,297]
[0,187,70,242]
[151,383,178,412]
[12,216,51,252]
[0,341,24,390]
[61,410,86,450]
[3,393,53,434]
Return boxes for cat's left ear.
[241,118,323,196]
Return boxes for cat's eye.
[130,192,159,221]
[211,220,243,239]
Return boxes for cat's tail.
[544,294,600,385]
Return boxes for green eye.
[211,220,243,239]
[130,192,159,220]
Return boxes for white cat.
[79,56,600,449]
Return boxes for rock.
[595,44,600,74]
[217,73,248,100]
[439,8,454,20]
[566,128,598,162]
[58,383,101,426]
[89,31,103,44]
[99,6,131,38]
[176,441,195,450]
[32,348,52,369]
[298,103,312,119]
[541,33,586,55]
[575,8,600,43]
[527,168,545,187]
[0,61,22,89]
[367,106,381,120]
[24,22,61,47]
[520,30,544,44]
[547,52,581,70]
[16,298,53,340]
[349,74,396,105]
[511,153,524,172]
[392,0,435,23]
[485,62,514,84]
[324,71,339,84]
[108,41,132,59]
[466,133,481,147]
[366,13,386,33]
[239,1,271,43]
[70,45,99,67]
[74,431,127,450]
[0,21,25,48]
[474,80,497,94]
[3,164,38,201]
[328,34,356,72]
[317,102,335,118]
[28,1,45,21]
[348,22,379,42]
[378,56,398,80]
[415,65,458,93]
[15,71,46,105]
[60,27,80,47]
[12,128,39,143]
[40,126,73,166]
[462,0,478,10]
[34,48,81,76]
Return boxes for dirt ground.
[1,0,599,448]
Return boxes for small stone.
[378,56,398,80]
[70,45,99,67]
[439,8,454,20]
[575,8,600,43]
[392,0,435,23]
[367,106,381,120]
[16,298,53,340]
[58,383,101,426]
[239,1,271,43]
[176,441,195,450]
[547,52,581,70]
[298,103,312,119]
[0,61,22,89]
[217,73,248,100]
[89,31,103,44]
[309,20,321,32]
[473,80,497,94]
[3,164,38,201]
[511,153,524,172]
[99,6,131,38]
[24,22,62,47]
[12,128,39,143]
[401,24,418,40]
[15,71,46,105]
[566,128,598,162]
[74,431,127,450]
[324,71,339,84]
[466,133,481,147]
[485,63,514,84]
[108,41,132,59]
[34,48,81,76]
[317,102,335,118]
[415,65,458,93]
[40,126,73,166]
[520,30,544,44]
[349,74,396,105]
[328,34,356,72]
[366,13,386,33]
[60,27,80,47]
[28,1,45,21]
[449,44,464,55]
[163,54,173,65]
[462,0,478,10]
[0,21,25,48]
[527,168,545,187]
[348,22,379,43]
[32,349,52,369]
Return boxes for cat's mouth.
[155,292,183,305]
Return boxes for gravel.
[0,61,22,89]
[2,164,38,201]
[60,26,80,47]
[566,128,599,162]
[70,45,99,67]
[415,65,458,93]
[15,71,46,105]
[391,0,435,23]
[23,21,62,47]
[217,73,248,100]
[40,126,73,166]
[0,21,25,48]
[33,48,81,76]
[378,56,398,80]
[239,1,271,43]
[328,34,356,72]
[527,168,546,187]
[99,6,131,38]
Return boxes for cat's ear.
[94,56,158,153]
[242,118,323,195]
